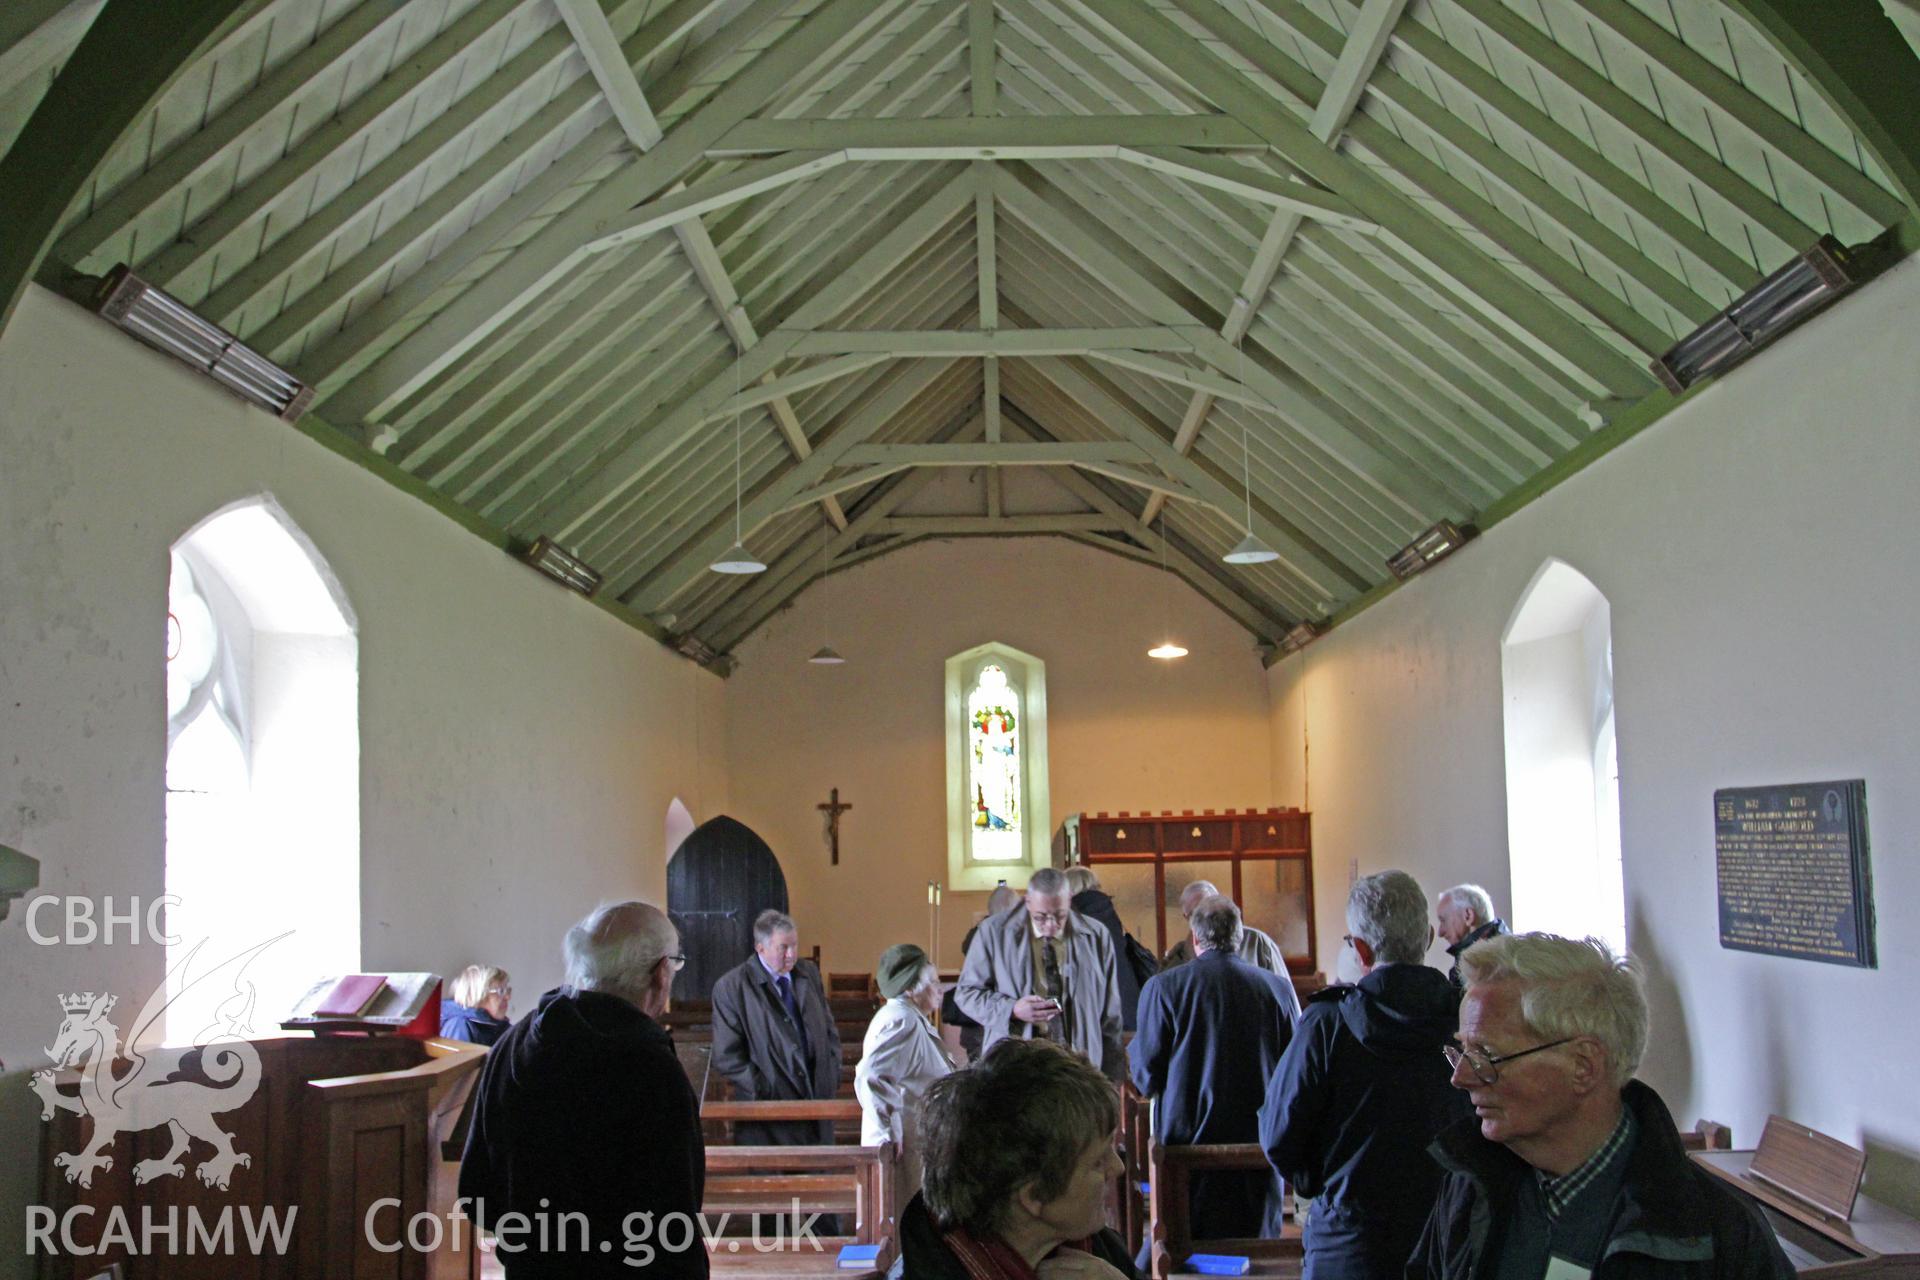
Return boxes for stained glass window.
[967,664,1023,862]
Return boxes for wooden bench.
[702,1140,896,1278]
[1148,1140,1301,1280]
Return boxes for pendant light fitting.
[1223,340,1279,566]
[711,355,765,575]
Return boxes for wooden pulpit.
[34,1034,487,1280]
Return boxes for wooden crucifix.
[818,788,853,865]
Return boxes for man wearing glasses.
[956,866,1124,1080]
[1411,933,1791,1280]
[460,900,708,1277]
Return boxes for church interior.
[2,0,1918,1275]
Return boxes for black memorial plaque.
[1715,779,1874,967]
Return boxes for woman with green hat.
[855,942,957,1212]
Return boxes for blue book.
[837,1244,883,1269]
[1185,1254,1251,1276]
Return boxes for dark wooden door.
[666,814,788,1001]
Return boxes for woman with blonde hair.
[441,963,512,1045]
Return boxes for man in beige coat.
[955,868,1124,1080]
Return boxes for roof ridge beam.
[708,113,1266,155]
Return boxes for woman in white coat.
[854,944,956,1211]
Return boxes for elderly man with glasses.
[956,867,1124,1080]
[460,900,706,1278]
[1411,933,1791,1280]
[1260,870,1468,1280]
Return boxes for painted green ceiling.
[3,0,1915,667]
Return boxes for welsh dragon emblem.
[32,934,286,1190]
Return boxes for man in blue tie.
[711,909,843,1144]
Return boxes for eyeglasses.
[485,986,511,998]
[1443,1037,1576,1084]
[659,953,688,972]
[1030,911,1070,925]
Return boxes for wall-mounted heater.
[1278,620,1321,655]
[88,265,314,421]
[521,536,601,596]
[1387,520,1475,581]
[1651,236,1865,394]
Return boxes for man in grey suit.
[711,909,843,1144]
[955,867,1124,1080]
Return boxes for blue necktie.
[777,974,814,1067]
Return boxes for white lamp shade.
[1223,531,1281,564]
[710,541,766,574]
[808,645,847,665]
[1147,641,1189,660]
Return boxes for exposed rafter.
[552,0,848,530]
[1142,0,1408,529]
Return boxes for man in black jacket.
[1260,870,1467,1280]
[1410,933,1791,1280]
[710,908,843,1144]
[459,900,706,1279]
[1133,894,1300,1259]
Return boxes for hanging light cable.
[1224,339,1280,566]
[809,541,845,664]
[1148,514,1189,660]
[711,352,766,574]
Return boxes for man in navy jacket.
[1260,871,1468,1280]
[1130,895,1301,1257]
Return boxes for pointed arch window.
[947,643,1050,889]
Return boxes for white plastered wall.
[1267,254,1920,1212]
[0,284,730,1272]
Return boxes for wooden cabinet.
[1057,808,1317,973]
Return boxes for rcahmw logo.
[27,931,299,1258]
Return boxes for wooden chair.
[1147,1136,1302,1280]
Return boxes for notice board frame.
[1714,779,1875,968]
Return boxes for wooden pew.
[1137,1119,1732,1280]
[1147,1140,1301,1280]
[1118,1081,1152,1253]
[697,1100,896,1279]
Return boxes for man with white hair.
[1411,933,1791,1280]
[1435,883,1509,992]
[1261,871,1467,1279]
[1160,878,1288,975]
[459,900,706,1278]
[956,866,1124,1079]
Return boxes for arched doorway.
[666,815,787,1001]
